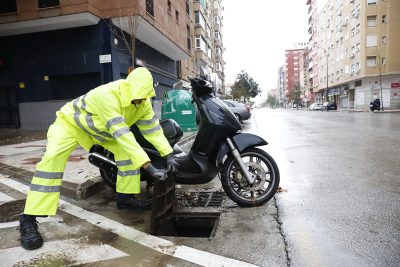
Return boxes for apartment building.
[277,66,286,106]
[191,0,225,94]
[308,0,400,110]
[298,48,314,106]
[285,48,307,106]
[0,0,190,129]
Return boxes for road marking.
[0,177,258,267]
[0,216,61,229]
[0,238,128,266]
[0,192,14,203]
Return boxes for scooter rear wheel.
[221,148,280,207]
[99,149,152,192]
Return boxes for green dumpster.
[161,89,197,132]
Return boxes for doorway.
[0,87,20,128]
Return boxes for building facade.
[191,0,225,94]
[285,48,307,106]
[277,66,286,106]
[307,0,400,110]
[0,0,191,129]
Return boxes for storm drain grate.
[175,191,237,208]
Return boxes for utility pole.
[325,49,329,102]
[378,53,384,111]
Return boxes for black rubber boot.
[18,214,43,250]
[116,195,152,210]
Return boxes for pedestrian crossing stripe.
[0,192,14,203]
[0,216,59,229]
[0,238,128,266]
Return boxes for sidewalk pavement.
[0,131,197,200]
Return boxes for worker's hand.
[165,154,179,172]
[146,164,168,181]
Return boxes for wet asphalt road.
[248,108,400,267]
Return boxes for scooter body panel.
[217,133,268,167]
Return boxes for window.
[351,27,356,37]
[194,11,206,30]
[214,30,221,40]
[366,35,377,47]
[367,16,377,27]
[356,43,361,52]
[382,15,386,23]
[38,0,59,8]
[356,24,360,34]
[167,0,171,14]
[367,0,377,5]
[146,0,154,17]
[0,0,17,14]
[195,35,207,53]
[175,10,179,23]
[186,25,191,51]
[381,57,386,65]
[199,0,206,10]
[382,35,386,44]
[185,0,190,16]
[216,47,221,56]
[214,15,220,25]
[367,56,376,67]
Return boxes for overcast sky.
[222,1,312,94]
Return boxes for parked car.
[322,102,337,111]
[222,100,251,121]
[309,103,323,111]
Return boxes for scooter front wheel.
[221,148,280,207]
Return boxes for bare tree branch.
[106,8,142,68]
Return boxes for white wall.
[19,101,67,130]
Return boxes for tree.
[108,8,142,70]
[288,84,302,108]
[231,70,261,102]
[266,95,278,108]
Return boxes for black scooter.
[370,99,381,112]
[89,71,280,207]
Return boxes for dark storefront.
[0,20,178,130]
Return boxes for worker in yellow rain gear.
[18,67,178,250]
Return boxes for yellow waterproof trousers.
[24,119,141,216]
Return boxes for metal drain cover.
[0,199,25,223]
[175,191,237,208]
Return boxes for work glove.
[146,164,168,181]
[166,153,179,172]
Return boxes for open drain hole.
[155,212,220,238]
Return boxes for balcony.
[113,15,189,60]
[195,50,211,65]
[214,22,220,31]
[0,12,99,37]
[214,37,221,47]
